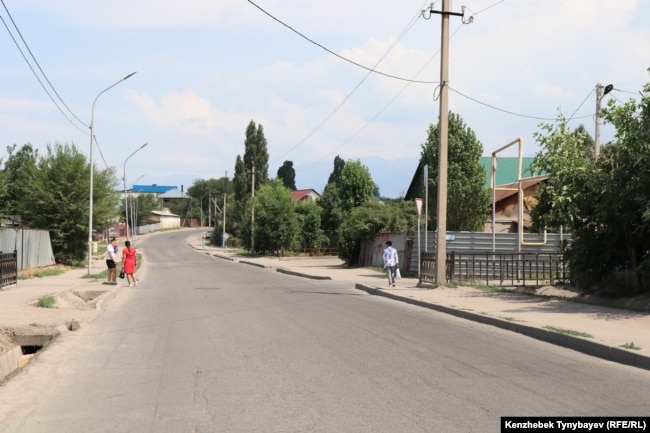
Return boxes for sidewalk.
[192,236,650,371]
[2,233,650,382]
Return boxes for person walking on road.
[121,240,138,287]
[105,237,118,285]
[383,240,399,287]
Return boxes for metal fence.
[0,250,18,288]
[0,228,55,270]
[419,251,569,287]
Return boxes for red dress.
[122,247,137,274]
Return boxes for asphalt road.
[2,230,650,433]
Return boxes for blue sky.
[1,0,649,198]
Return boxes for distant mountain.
[154,156,421,200]
[296,156,420,199]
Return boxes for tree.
[317,182,342,248]
[242,179,299,254]
[529,114,593,231]
[187,177,229,225]
[295,200,326,251]
[232,120,270,239]
[25,142,118,264]
[420,111,490,231]
[338,159,374,212]
[337,200,417,265]
[277,160,296,190]
[1,144,38,218]
[530,75,650,293]
[327,155,345,187]
[129,193,159,226]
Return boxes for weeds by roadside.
[37,296,56,308]
[620,342,641,351]
[543,325,593,338]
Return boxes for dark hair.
[110,237,116,242]
[125,240,131,248]
[386,240,392,246]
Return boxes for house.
[292,189,320,201]
[404,157,546,233]
[148,209,181,229]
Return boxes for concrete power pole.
[594,83,613,156]
[223,171,227,248]
[251,163,255,254]
[423,0,465,285]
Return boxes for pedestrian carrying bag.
[395,268,401,279]
[119,268,125,279]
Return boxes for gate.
[0,250,18,288]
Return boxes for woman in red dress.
[121,240,138,287]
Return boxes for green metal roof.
[479,156,537,188]
[405,156,540,200]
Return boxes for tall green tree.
[277,160,296,190]
[529,114,593,231]
[295,200,326,251]
[232,120,270,240]
[338,159,374,212]
[317,182,342,248]
[241,179,298,254]
[420,111,490,231]
[1,144,38,217]
[25,142,118,264]
[327,155,345,187]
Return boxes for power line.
[0,1,88,132]
[271,1,431,165]
[247,0,436,85]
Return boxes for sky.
[1,0,649,198]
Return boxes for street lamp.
[87,71,137,275]
[123,143,148,243]
[129,173,145,248]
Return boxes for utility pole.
[223,171,227,248]
[594,82,613,156]
[251,163,255,254]
[422,0,466,286]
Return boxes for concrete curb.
[95,284,123,311]
[355,283,650,371]
[276,268,332,280]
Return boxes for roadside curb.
[355,283,650,371]
[276,268,332,280]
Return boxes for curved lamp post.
[123,143,148,243]
[87,71,137,275]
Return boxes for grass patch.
[18,264,70,280]
[37,295,56,308]
[543,325,593,338]
[498,316,518,322]
[619,342,641,351]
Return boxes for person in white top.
[105,237,118,285]
[382,240,399,287]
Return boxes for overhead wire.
[269,0,431,165]
[247,0,435,85]
[298,24,465,172]
[0,0,88,133]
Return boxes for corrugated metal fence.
[0,228,56,271]
[361,231,571,287]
